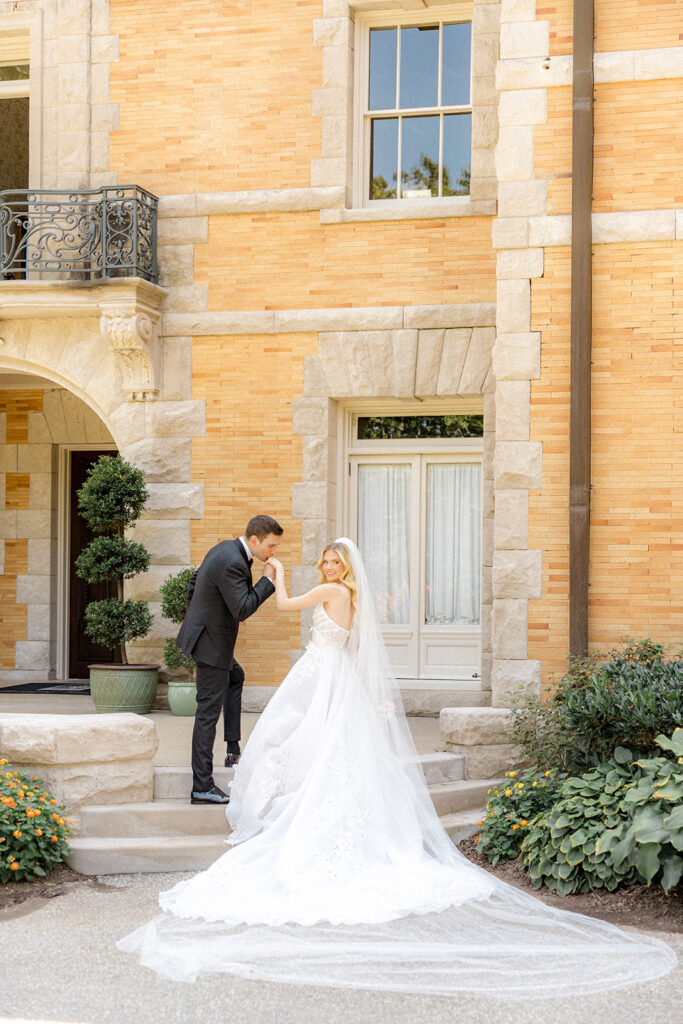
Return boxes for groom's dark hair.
[246,514,283,540]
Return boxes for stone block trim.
[0,712,158,808]
[291,318,495,675]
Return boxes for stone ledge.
[440,706,514,746]
[0,713,158,764]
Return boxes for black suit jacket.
[176,538,275,669]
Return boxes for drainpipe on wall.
[569,0,594,656]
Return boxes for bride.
[118,539,677,994]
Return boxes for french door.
[349,453,482,683]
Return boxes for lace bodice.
[309,604,349,649]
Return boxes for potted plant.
[75,454,157,713]
[160,566,198,716]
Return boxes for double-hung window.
[356,12,472,206]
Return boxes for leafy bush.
[1,760,72,883]
[520,753,641,895]
[76,455,152,663]
[84,598,153,652]
[520,730,683,896]
[475,766,565,866]
[160,567,197,675]
[509,638,683,772]
[603,728,683,894]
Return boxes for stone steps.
[65,758,499,875]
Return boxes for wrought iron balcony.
[0,186,158,284]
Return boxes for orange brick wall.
[0,391,43,670]
[196,213,496,311]
[543,0,683,57]
[594,81,683,212]
[190,334,318,685]
[109,0,323,197]
[535,82,683,217]
[529,242,683,684]
[528,248,571,686]
[590,241,683,650]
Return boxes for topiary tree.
[75,454,152,664]
[160,566,197,676]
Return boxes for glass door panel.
[357,463,411,624]
[425,462,481,625]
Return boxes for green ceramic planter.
[89,664,159,714]
[167,678,198,716]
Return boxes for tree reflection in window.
[357,415,484,439]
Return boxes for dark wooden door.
[69,450,122,678]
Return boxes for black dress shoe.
[191,785,230,805]
[224,752,241,767]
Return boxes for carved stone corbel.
[100,306,161,401]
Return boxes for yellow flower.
[532,781,538,788]
[505,789,513,797]
[508,771,517,778]
[35,829,43,837]
[541,782,546,788]
[544,770,551,777]
[518,783,525,789]
[12,830,22,839]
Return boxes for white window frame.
[353,3,474,210]
[339,400,484,686]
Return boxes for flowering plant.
[474,765,566,866]
[0,759,73,882]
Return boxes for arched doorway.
[0,371,119,680]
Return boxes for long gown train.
[118,602,677,994]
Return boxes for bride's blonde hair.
[317,542,357,610]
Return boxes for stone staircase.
[66,754,500,875]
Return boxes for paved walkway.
[0,873,680,1024]
[1,692,680,1023]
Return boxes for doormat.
[0,682,91,695]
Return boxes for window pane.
[401,115,439,198]
[442,113,471,196]
[358,464,411,625]
[426,464,481,626]
[442,22,471,106]
[370,118,398,200]
[399,25,438,109]
[369,28,397,110]
[358,415,484,439]
[0,64,29,82]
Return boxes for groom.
[177,514,283,804]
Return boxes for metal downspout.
[569,0,594,656]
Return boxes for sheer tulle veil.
[117,538,677,994]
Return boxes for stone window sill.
[320,197,496,223]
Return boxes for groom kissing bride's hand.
[175,514,283,805]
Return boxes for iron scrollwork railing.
[0,186,158,283]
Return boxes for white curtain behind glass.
[426,463,481,625]
[358,464,411,624]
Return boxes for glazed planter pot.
[89,664,160,714]
[167,677,197,717]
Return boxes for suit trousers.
[192,659,244,793]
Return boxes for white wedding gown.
[118,548,677,994]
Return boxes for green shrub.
[520,730,683,896]
[76,455,152,663]
[509,638,683,772]
[475,766,565,866]
[160,567,197,675]
[603,728,683,894]
[1,761,72,882]
[84,598,153,652]
[520,753,640,895]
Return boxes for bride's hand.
[267,557,284,576]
